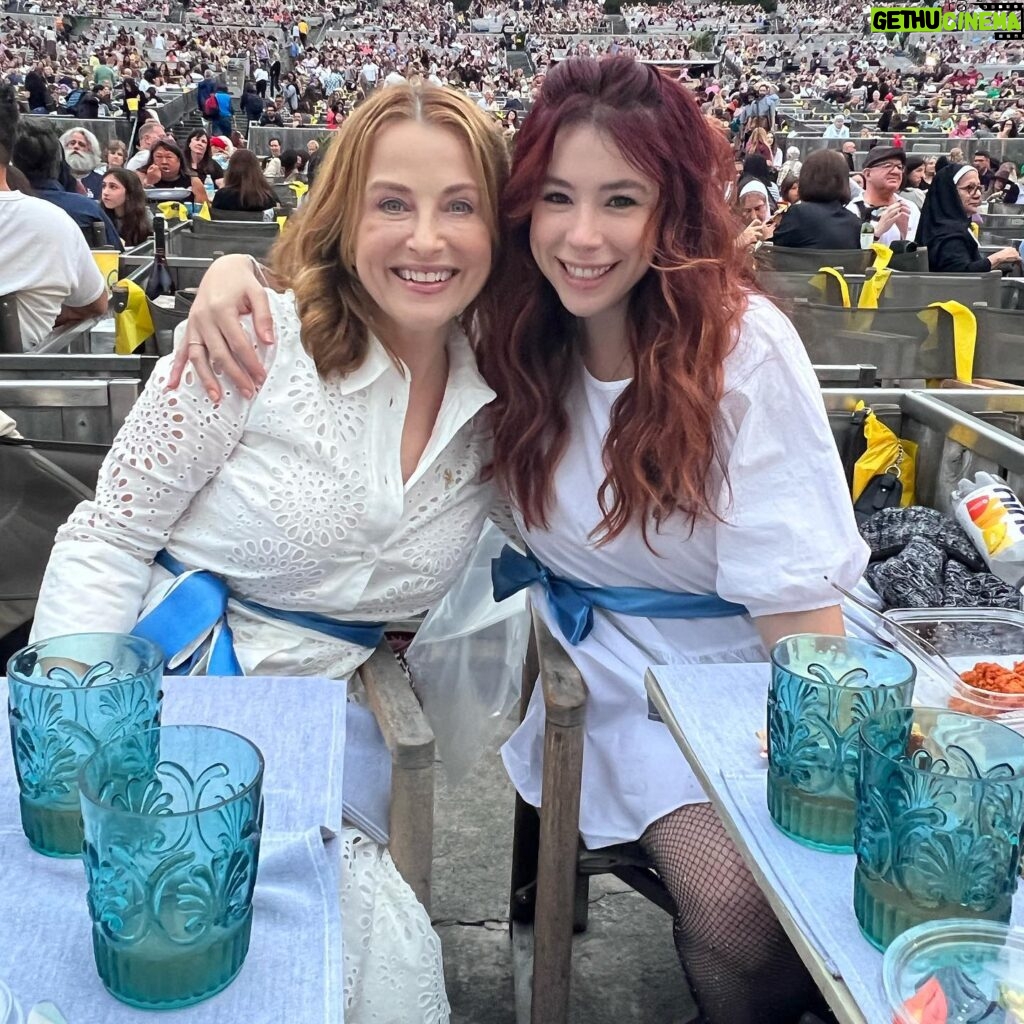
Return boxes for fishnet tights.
[641,802,822,1024]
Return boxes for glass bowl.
[884,608,1024,718]
[883,919,1024,1024]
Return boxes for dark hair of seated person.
[741,152,776,188]
[10,119,63,183]
[771,149,861,250]
[778,174,799,204]
[797,148,852,204]
[210,148,277,212]
[102,167,152,247]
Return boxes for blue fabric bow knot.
[132,550,386,675]
[491,545,746,646]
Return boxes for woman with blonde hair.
[31,83,510,1021]
[744,125,774,165]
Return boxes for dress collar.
[336,323,495,412]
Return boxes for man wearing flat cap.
[847,146,919,245]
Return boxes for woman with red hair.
[479,58,866,1023]
[170,59,867,1024]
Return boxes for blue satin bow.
[132,550,386,675]
[491,545,746,646]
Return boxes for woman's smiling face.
[528,123,657,328]
[353,120,493,347]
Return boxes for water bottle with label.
[952,472,1024,588]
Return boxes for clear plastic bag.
[405,520,530,786]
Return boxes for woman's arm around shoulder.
[166,253,278,400]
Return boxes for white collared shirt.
[846,195,920,244]
[32,290,498,678]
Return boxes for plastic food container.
[0,981,22,1024]
[884,608,1024,718]
[884,920,1024,1024]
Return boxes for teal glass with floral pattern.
[855,707,1024,950]
[79,725,265,1009]
[7,633,163,857]
[767,634,916,853]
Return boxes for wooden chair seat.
[509,607,674,1024]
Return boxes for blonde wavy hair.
[271,84,509,377]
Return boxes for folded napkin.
[342,704,391,845]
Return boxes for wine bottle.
[145,215,176,301]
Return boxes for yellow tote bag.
[931,301,977,384]
[113,279,155,355]
[157,202,189,223]
[852,404,918,507]
[195,202,212,221]
[92,251,120,291]
[857,268,892,309]
[870,243,893,270]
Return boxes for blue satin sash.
[491,545,746,646]
[132,550,387,676]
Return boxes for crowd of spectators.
[4,0,1024,349]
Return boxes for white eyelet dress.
[32,289,499,1023]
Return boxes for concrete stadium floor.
[432,717,699,1024]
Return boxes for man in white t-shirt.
[361,60,380,90]
[0,86,107,351]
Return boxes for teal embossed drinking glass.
[855,707,1024,951]
[767,634,916,852]
[7,633,163,857]
[79,724,265,1009]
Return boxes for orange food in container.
[883,609,1024,720]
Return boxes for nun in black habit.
[918,163,1021,273]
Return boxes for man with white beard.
[59,127,103,200]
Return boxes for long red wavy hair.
[479,57,757,545]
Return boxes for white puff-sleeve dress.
[501,295,871,849]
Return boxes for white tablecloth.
[648,663,1024,1024]
[0,675,348,1023]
